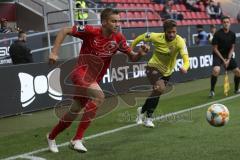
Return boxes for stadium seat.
[126,12,134,19]
[148,4,155,9]
[130,21,138,27]
[191,12,197,19]
[176,20,182,26]
[196,19,203,25]
[192,20,198,25]
[179,4,187,12]
[181,20,191,25]
[206,19,212,24]
[216,19,221,24]
[120,12,127,19]
[201,19,208,25]
[137,21,145,27]
[210,19,217,24]
[116,3,123,8]
[129,3,136,8]
[147,12,155,20]
[184,12,192,19]
[154,4,163,11]
[101,0,238,27]
[149,20,161,27]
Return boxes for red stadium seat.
[116,3,123,8]
[184,12,192,19]
[177,20,182,26]
[147,12,155,20]
[179,4,187,11]
[191,20,198,25]
[140,11,147,18]
[149,20,161,27]
[181,20,192,25]
[172,5,177,11]
[148,4,155,9]
[154,4,163,11]
[216,19,221,24]
[201,19,208,25]
[137,21,145,27]
[196,19,203,25]
[126,12,134,19]
[133,11,140,19]
[142,3,148,8]
[210,19,217,24]
[191,12,197,19]
[130,21,138,27]
[129,3,136,8]
[120,12,127,19]
[206,19,212,24]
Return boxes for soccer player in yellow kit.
[131,19,190,127]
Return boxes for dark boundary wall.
[0,44,240,118]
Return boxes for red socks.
[48,100,97,140]
[73,101,97,140]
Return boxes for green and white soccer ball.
[206,103,229,127]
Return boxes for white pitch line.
[19,155,46,160]
[2,94,240,160]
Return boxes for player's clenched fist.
[140,44,150,53]
[49,52,58,64]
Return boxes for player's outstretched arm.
[179,39,190,74]
[179,54,189,74]
[129,33,150,61]
[49,27,72,64]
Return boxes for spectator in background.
[75,0,89,25]
[161,0,183,21]
[195,24,208,46]
[0,18,12,34]
[183,0,201,12]
[208,24,216,43]
[237,10,240,23]
[197,0,211,7]
[9,31,33,64]
[214,2,223,19]
[206,0,217,19]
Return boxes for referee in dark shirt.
[9,31,33,64]
[209,16,240,97]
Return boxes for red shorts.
[71,66,101,106]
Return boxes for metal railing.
[0,28,81,58]
[17,0,45,16]
[1,2,162,62]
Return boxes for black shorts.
[212,55,238,70]
[145,66,171,85]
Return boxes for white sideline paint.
[18,155,46,160]
[2,94,240,160]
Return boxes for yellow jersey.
[131,32,190,76]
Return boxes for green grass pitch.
[1,75,240,160]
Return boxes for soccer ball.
[206,103,229,127]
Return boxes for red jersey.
[71,25,131,85]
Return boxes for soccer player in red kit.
[47,8,147,153]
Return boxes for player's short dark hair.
[18,31,26,38]
[163,19,177,32]
[221,16,230,22]
[100,8,119,23]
